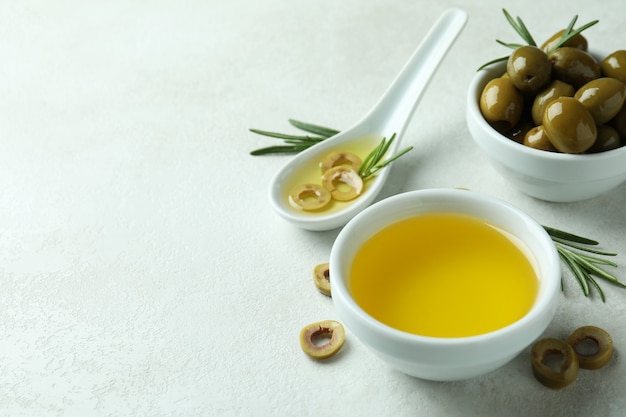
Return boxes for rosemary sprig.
[551,15,599,52]
[249,119,339,155]
[477,10,598,71]
[501,8,537,46]
[543,226,625,302]
[358,134,413,180]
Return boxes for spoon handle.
[362,8,467,138]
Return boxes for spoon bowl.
[269,8,468,231]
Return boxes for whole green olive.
[507,45,551,92]
[601,50,626,84]
[609,102,626,138]
[506,117,534,144]
[524,125,556,151]
[541,29,588,53]
[480,76,524,132]
[574,77,626,124]
[549,47,601,88]
[587,125,622,153]
[543,97,597,153]
[531,80,575,125]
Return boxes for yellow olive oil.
[281,136,380,215]
[349,213,539,338]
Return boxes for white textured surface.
[1,1,625,416]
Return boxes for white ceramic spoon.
[269,8,468,231]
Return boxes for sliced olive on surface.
[507,45,552,92]
[321,166,363,201]
[300,320,345,360]
[543,97,597,153]
[541,29,588,53]
[566,326,613,370]
[531,80,575,125]
[288,184,331,211]
[531,338,579,389]
[601,50,626,84]
[320,151,362,174]
[575,77,626,124]
[549,47,601,88]
[313,262,331,297]
[480,77,524,132]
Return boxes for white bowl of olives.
[466,12,626,202]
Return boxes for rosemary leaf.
[543,225,598,245]
[550,236,617,257]
[288,119,340,137]
[552,18,599,52]
[250,145,311,155]
[477,56,510,71]
[585,274,606,303]
[502,9,536,46]
[558,248,590,297]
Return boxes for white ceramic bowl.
[466,60,626,202]
[330,188,560,381]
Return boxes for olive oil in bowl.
[349,212,539,338]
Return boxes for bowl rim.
[330,188,561,347]
[467,58,626,163]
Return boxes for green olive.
[566,326,613,370]
[507,45,551,92]
[601,50,626,84]
[531,80,575,125]
[506,117,534,144]
[610,101,626,138]
[549,47,601,88]
[543,97,597,153]
[574,77,626,124]
[480,77,524,132]
[524,125,556,151]
[531,338,579,390]
[541,29,588,53]
[587,126,622,153]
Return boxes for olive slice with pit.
[322,166,364,201]
[566,325,613,370]
[288,184,331,211]
[300,320,345,360]
[313,262,331,297]
[531,338,579,389]
[320,152,362,173]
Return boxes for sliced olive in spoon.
[320,151,362,173]
[289,184,331,211]
[321,166,364,201]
